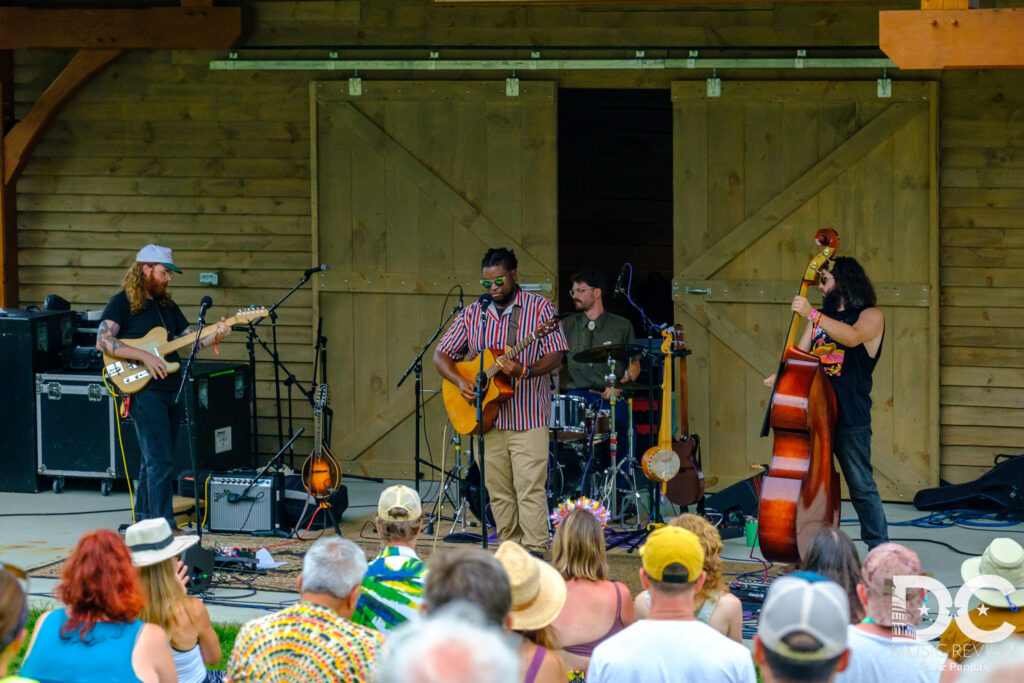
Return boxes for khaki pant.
[481,426,550,553]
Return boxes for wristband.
[522,365,532,379]
[809,308,820,323]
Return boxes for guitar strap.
[505,305,521,349]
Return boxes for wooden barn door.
[311,81,557,479]
[672,81,939,501]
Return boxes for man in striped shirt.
[435,247,568,555]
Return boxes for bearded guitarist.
[434,247,567,555]
[96,244,231,529]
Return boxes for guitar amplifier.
[207,475,276,533]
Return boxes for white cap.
[758,572,850,661]
[377,485,422,521]
[136,244,182,273]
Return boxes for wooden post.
[0,51,15,307]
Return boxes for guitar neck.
[158,315,238,356]
[484,329,540,379]
[677,352,690,437]
[659,355,673,450]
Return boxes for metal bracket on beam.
[795,49,806,68]
[877,75,892,98]
[530,51,540,69]
[429,51,439,70]
[506,75,519,97]
[348,74,362,96]
[707,72,722,98]
[687,50,698,69]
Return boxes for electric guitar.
[101,306,266,393]
[442,316,561,435]
[302,384,343,500]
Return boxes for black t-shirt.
[101,290,190,392]
[810,307,884,428]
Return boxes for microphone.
[198,295,213,322]
[304,264,329,278]
[614,264,628,299]
[227,492,256,504]
[478,293,493,310]
[458,285,465,311]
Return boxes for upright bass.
[757,229,841,563]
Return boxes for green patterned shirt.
[352,545,427,633]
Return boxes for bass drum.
[461,461,495,527]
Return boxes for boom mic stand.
[176,297,212,542]
[475,296,491,549]
[397,290,464,527]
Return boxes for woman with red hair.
[19,529,176,683]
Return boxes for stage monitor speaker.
[180,545,214,595]
[208,475,276,533]
[705,475,761,530]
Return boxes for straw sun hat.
[494,542,567,631]
[125,518,199,568]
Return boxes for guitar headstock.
[234,306,268,324]
[536,315,563,339]
[672,323,687,352]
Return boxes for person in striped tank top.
[435,247,568,555]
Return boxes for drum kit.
[548,342,650,524]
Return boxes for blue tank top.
[19,609,145,683]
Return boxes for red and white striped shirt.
[437,287,568,431]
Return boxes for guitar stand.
[247,429,304,539]
[318,501,343,537]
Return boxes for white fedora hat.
[125,518,199,568]
[961,537,1024,608]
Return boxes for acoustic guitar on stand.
[101,306,266,393]
[442,316,561,435]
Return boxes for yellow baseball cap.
[640,526,704,583]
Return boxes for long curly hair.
[830,256,877,310]
[801,527,864,623]
[122,262,174,315]
[55,529,147,642]
[669,514,726,604]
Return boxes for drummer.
[562,269,641,446]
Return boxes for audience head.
[494,542,567,632]
[640,526,705,597]
[957,638,1024,683]
[755,572,850,683]
[801,527,864,622]
[300,537,368,615]
[551,507,609,581]
[0,566,29,673]
[669,513,726,599]
[56,529,147,640]
[424,548,511,628]
[377,602,520,683]
[859,543,923,627]
[126,518,199,631]
[961,538,1024,609]
[375,485,423,545]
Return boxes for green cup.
[744,516,759,547]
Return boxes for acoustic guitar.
[664,324,706,507]
[302,384,343,499]
[442,316,560,435]
[101,307,266,394]
[640,328,681,493]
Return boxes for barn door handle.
[685,287,710,295]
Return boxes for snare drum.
[549,394,587,441]
[585,407,611,439]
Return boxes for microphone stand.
[176,303,209,542]
[246,429,305,538]
[475,301,490,549]
[397,298,464,529]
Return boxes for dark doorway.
[557,89,674,334]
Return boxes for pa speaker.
[180,545,214,595]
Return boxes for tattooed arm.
[96,319,169,379]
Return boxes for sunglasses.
[480,277,508,288]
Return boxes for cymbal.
[572,343,635,364]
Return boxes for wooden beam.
[0,6,246,50]
[4,49,123,186]
[0,51,15,307]
[880,9,1024,69]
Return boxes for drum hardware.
[550,394,587,442]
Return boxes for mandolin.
[758,228,842,563]
[641,328,681,494]
[302,384,343,500]
[664,324,705,507]
[101,306,266,394]
[441,316,561,435]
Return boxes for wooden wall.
[939,69,1024,485]
[11,0,1023,482]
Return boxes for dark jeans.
[131,388,184,527]
[834,424,889,549]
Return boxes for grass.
[9,609,241,674]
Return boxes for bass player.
[97,244,231,529]
[434,247,568,555]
